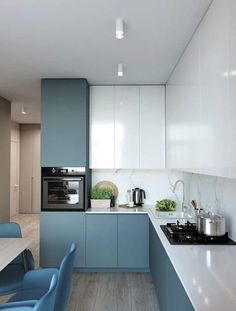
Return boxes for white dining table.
[0,237,33,271]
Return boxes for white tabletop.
[0,238,33,271]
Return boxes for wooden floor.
[11,213,40,268]
[69,272,159,311]
[5,214,160,311]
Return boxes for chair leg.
[22,250,29,272]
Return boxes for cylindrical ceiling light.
[117,63,124,77]
[21,107,27,115]
[116,18,124,39]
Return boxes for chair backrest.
[34,274,58,311]
[54,243,77,311]
[0,222,23,265]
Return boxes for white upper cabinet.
[90,86,114,168]
[140,86,165,168]
[228,0,236,178]
[114,86,140,169]
[90,85,165,169]
[166,0,235,178]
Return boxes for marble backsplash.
[182,172,236,240]
[92,169,178,207]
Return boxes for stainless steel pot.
[203,214,226,236]
[196,211,209,234]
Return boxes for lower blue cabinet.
[149,221,194,311]
[118,215,149,268]
[86,214,118,268]
[40,212,86,268]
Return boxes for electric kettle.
[133,188,146,206]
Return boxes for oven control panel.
[42,167,86,176]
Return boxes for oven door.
[42,176,84,211]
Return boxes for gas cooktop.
[161,221,236,245]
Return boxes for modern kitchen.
[0,0,236,310]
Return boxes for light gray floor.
[68,272,160,311]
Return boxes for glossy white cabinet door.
[228,0,236,178]
[140,86,165,168]
[166,0,234,178]
[199,0,229,177]
[90,86,115,168]
[114,86,139,169]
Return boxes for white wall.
[92,170,182,208]
[11,122,20,141]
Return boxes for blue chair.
[0,223,35,296]
[0,274,58,311]
[8,243,77,311]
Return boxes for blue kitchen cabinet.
[86,215,118,268]
[149,221,194,311]
[118,215,149,269]
[41,79,89,167]
[40,212,86,268]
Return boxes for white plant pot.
[90,199,111,208]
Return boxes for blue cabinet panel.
[149,221,194,311]
[118,215,149,268]
[41,79,89,167]
[40,212,86,268]
[166,256,194,310]
[86,215,118,268]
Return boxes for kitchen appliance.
[133,188,146,206]
[203,214,226,236]
[161,221,236,245]
[42,167,85,211]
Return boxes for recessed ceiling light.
[117,64,124,77]
[116,18,124,39]
[21,107,27,115]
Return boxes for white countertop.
[87,205,236,311]
[148,207,236,311]
[86,206,148,214]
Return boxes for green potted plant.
[155,199,176,211]
[90,187,113,208]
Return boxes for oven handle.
[43,177,83,181]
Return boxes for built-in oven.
[41,167,85,211]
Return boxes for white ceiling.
[0,0,212,123]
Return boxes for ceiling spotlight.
[117,64,124,77]
[21,107,27,115]
[116,18,124,39]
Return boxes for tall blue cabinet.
[40,79,91,268]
